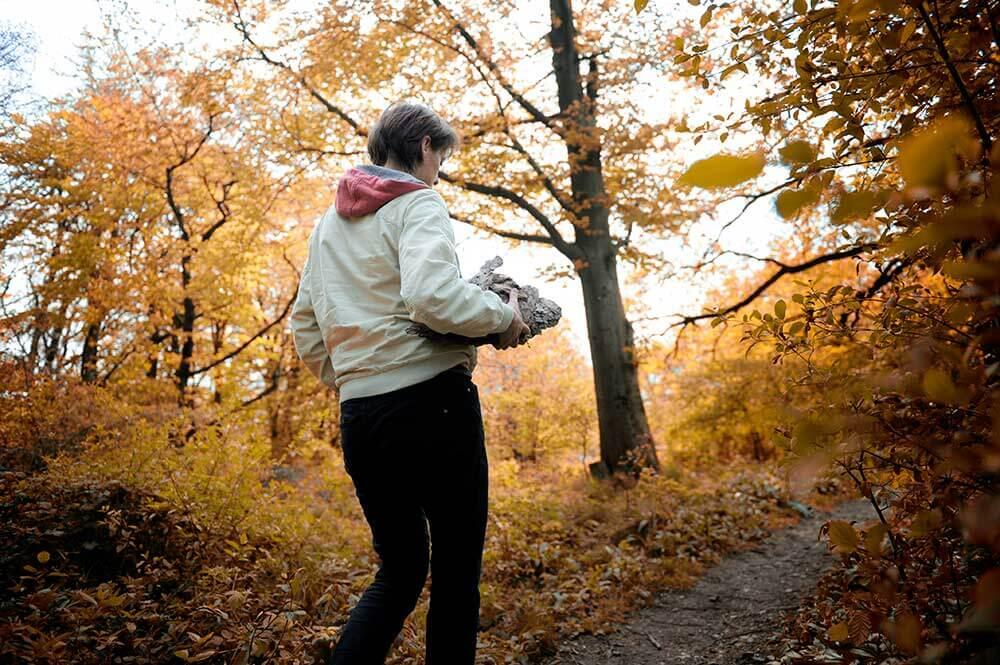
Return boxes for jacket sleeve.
[290,244,338,391]
[398,190,515,338]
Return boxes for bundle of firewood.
[405,256,562,346]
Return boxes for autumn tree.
[189,0,733,475]
[0,45,321,428]
[644,0,998,658]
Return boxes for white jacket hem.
[337,351,471,403]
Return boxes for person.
[290,100,530,665]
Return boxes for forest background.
[0,0,997,663]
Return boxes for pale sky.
[4,0,791,363]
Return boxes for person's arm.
[290,243,338,390]
[399,190,515,338]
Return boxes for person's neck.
[383,160,411,175]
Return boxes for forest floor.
[542,497,876,665]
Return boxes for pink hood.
[335,164,429,217]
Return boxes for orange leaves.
[827,620,849,642]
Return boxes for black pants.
[330,367,489,665]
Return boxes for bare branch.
[165,113,219,240]
[666,243,878,330]
[430,0,557,133]
[439,171,581,260]
[915,1,992,154]
[231,0,365,136]
[450,212,555,245]
[190,288,297,376]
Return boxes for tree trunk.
[549,0,660,476]
[577,248,659,475]
[80,319,101,383]
[175,253,196,406]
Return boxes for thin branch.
[439,171,582,260]
[190,289,297,376]
[430,0,557,134]
[232,0,365,136]
[165,113,218,240]
[914,1,992,153]
[240,380,280,408]
[450,212,555,245]
[667,243,879,330]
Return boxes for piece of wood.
[405,256,562,346]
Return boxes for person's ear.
[421,135,432,157]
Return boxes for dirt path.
[543,497,875,665]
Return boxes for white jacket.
[290,164,515,403]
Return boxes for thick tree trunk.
[549,0,660,476]
[577,248,659,476]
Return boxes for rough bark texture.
[405,256,562,347]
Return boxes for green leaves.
[677,151,765,189]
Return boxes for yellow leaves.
[677,151,765,189]
[634,0,649,12]
[776,185,820,219]
[774,300,786,319]
[700,6,714,28]
[899,20,917,45]
[719,62,749,81]
[827,520,859,554]
[794,0,808,14]
[922,368,963,404]
[831,190,878,224]
[37,550,51,564]
[897,114,980,190]
[837,0,881,26]
[828,621,849,642]
[864,522,887,557]
[779,140,815,165]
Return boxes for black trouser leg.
[330,369,488,665]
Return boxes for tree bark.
[548,0,659,476]
[577,248,659,475]
[80,319,101,383]
[175,253,196,406]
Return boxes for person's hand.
[494,288,530,350]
